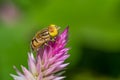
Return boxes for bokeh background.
[0,0,120,80]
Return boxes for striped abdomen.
[31,28,51,51]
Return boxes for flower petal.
[21,65,35,80]
[28,53,37,75]
[10,74,26,80]
[43,75,55,80]
[36,56,42,74]
[13,66,24,77]
[53,76,65,80]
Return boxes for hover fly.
[31,24,60,51]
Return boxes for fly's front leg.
[50,37,55,42]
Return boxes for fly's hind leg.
[44,42,49,46]
[44,42,51,48]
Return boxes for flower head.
[11,26,70,80]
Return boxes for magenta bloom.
[11,27,70,80]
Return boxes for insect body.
[31,24,60,51]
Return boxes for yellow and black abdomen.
[31,28,51,51]
[31,37,45,51]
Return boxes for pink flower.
[11,27,70,80]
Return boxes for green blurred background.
[0,0,120,80]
